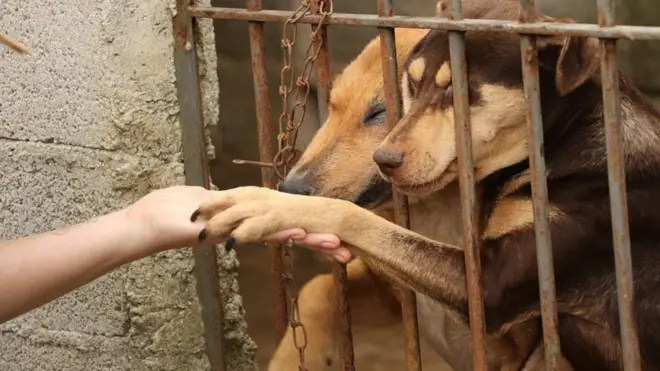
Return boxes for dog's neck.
[543,78,660,182]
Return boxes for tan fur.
[267,258,402,371]
[388,82,528,195]
[291,28,429,203]
[407,57,426,82]
[435,62,451,87]
[484,198,565,239]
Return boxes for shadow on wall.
[207,0,660,369]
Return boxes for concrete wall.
[0,0,256,370]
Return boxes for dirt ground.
[235,245,451,370]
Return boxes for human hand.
[190,186,355,262]
[121,185,350,262]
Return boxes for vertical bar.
[597,1,642,370]
[246,0,288,339]
[445,1,488,370]
[311,14,356,371]
[518,1,561,369]
[313,26,331,124]
[376,1,422,370]
[173,1,226,370]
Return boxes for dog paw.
[191,186,344,247]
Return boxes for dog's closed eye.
[363,103,387,126]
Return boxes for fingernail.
[291,234,305,240]
[224,236,236,251]
[321,242,336,249]
[190,209,201,222]
[198,229,207,242]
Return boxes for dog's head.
[279,28,429,208]
[373,0,600,196]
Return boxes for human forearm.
[0,185,347,324]
[0,209,144,323]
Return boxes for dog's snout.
[373,147,403,176]
[278,171,312,196]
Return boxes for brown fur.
[195,1,660,370]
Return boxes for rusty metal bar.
[313,24,331,124]
[189,7,660,40]
[172,0,226,369]
[246,0,289,339]
[445,1,488,369]
[310,11,357,370]
[597,1,642,370]
[376,1,422,370]
[518,1,561,369]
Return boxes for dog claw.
[198,228,207,242]
[224,236,236,251]
[190,209,201,222]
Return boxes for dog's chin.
[392,172,456,197]
[353,179,393,209]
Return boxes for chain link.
[274,1,333,370]
[273,0,333,180]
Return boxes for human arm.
[0,185,345,324]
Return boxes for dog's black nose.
[278,172,312,196]
[373,147,403,176]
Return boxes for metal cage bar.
[376,1,423,370]
[445,1,488,369]
[310,12,357,370]
[172,0,226,370]
[518,0,562,369]
[597,0,642,370]
[189,7,660,40]
[244,0,290,339]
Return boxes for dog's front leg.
[268,258,402,371]
[193,186,470,318]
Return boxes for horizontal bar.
[445,0,488,369]
[376,1,423,370]
[173,0,226,370]
[189,7,660,40]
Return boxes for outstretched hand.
[125,186,351,262]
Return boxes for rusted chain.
[0,32,28,54]
[274,0,333,180]
[275,1,334,370]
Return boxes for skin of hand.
[0,185,346,324]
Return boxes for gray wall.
[0,0,256,370]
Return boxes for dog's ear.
[536,17,600,96]
[436,0,447,16]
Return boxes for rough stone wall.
[0,0,256,370]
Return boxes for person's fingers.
[309,246,352,263]
[263,228,307,242]
[261,228,350,262]
[332,248,352,263]
[296,233,341,249]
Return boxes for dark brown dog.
[194,0,660,370]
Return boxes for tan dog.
[193,0,660,370]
